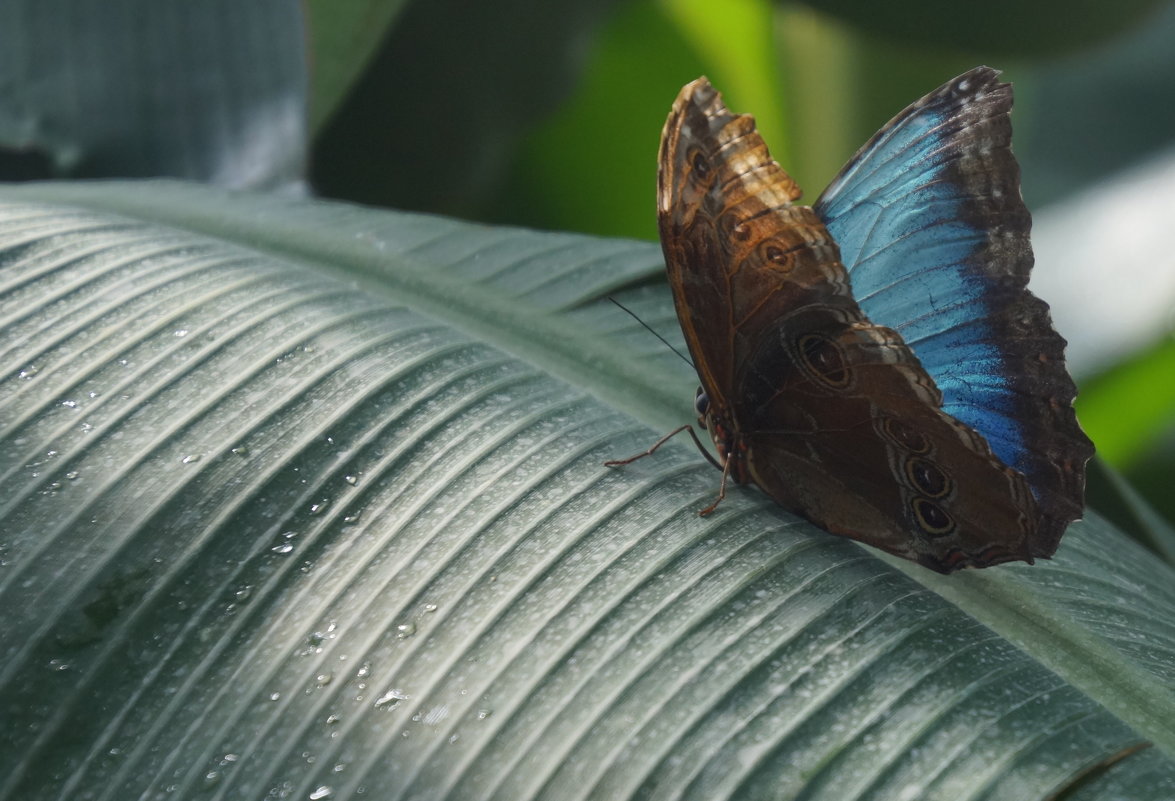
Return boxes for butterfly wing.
[736,299,1039,572]
[657,78,809,413]
[814,67,1093,557]
[657,75,1082,572]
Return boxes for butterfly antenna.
[608,297,695,370]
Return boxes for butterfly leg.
[607,424,730,514]
[605,424,696,466]
[698,455,733,516]
[605,424,723,470]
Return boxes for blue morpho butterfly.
[607,67,1094,573]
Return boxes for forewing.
[656,77,810,407]
[814,66,1092,555]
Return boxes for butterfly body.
[655,69,1093,573]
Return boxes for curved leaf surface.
[0,181,1173,800]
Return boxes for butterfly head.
[694,386,750,485]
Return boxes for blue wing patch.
[814,67,1091,552]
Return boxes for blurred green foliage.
[311,0,1175,534]
[312,0,1175,532]
[2,0,1171,536]
[311,0,1175,238]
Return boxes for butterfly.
[608,67,1094,574]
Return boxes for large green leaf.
[1,181,1173,800]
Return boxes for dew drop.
[375,688,408,709]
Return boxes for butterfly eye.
[763,242,797,267]
[912,498,955,536]
[718,212,751,242]
[906,458,951,498]
[690,150,711,178]
[694,387,710,417]
[879,417,931,454]
[797,333,850,389]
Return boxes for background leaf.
[796,0,1165,56]
[310,0,629,218]
[3,1,1173,488]
[304,0,412,134]
[1,182,1174,799]
[0,0,307,188]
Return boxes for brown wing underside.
[657,76,1044,573]
[657,77,820,411]
[737,306,1038,573]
